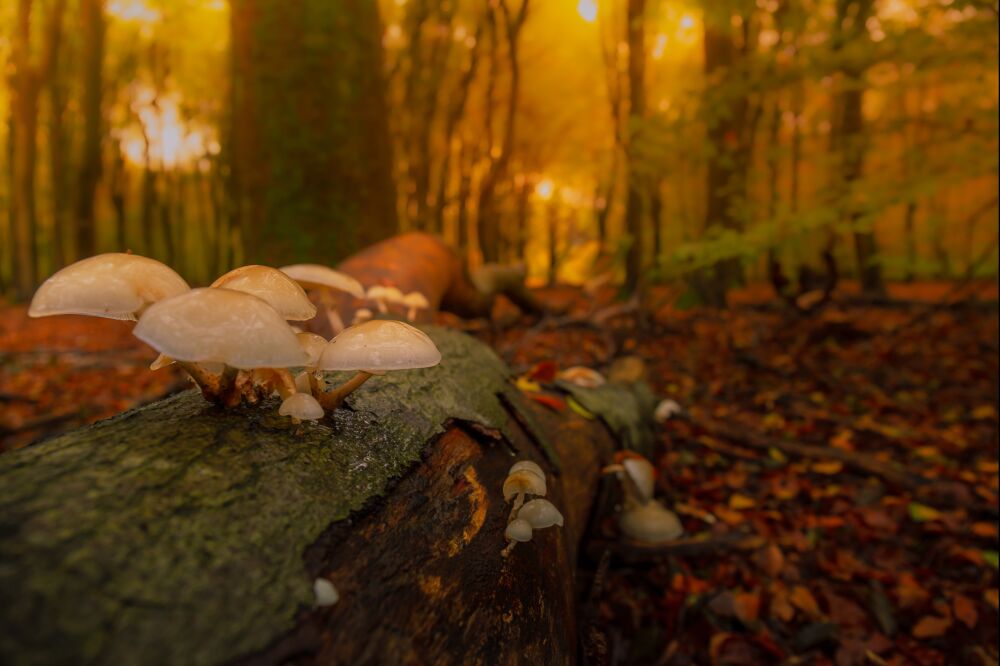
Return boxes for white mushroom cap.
[509,460,544,478]
[518,499,564,528]
[558,366,606,389]
[313,578,339,606]
[279,393,324,421]
[134,288,309,369]
[654,398,683,423]
[619,500,683,543]
[505,518,533,543]
[280,264,365,300]
[297,332,328,367]
[318,320,441,373]
[503,469,547,500]
[622,458,656,504]
[211,265,317,321]
[352,308,373,325]
[401,291,429,309]
[28,253,190,320]
[366,285,405,303]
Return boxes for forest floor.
[1,280,997,665]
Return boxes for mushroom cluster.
[29,253,442,423]
[603,452,683,543]
[364,284,430,323]
[501,460,563,557]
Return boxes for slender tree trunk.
[650,181,662,260]
[10,0,40,300]
[74,0,105,259]
[45,0,69,269]
[476,0,530,264]
[515,176,530,261]
[140,127,157,256]
[622,0,646,295]
[109,143,128,251]
[547,200,559,286]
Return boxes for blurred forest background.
[0,0,997,305]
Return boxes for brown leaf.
[953,595,978,629]
[912,614,952,639]
[790,585,822,618]
[732,591,761,625]
[769,583,795,623]
[755,542,785,577]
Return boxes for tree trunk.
[74,0,105,260]
[622,0,647,296]
[476,0,530,265]
[45,0,69,270]
[228,0,398,266]
[0,327,649,665]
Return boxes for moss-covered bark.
[0,328,605,666]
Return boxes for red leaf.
[527,394,566,411]
[527,360,558,382]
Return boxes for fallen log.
[0,327,643,665]
[305,232,546,336]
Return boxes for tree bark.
[622,0,646,296]
[0,327,644,666]
[74,0,105,260]
[228,0,398,265]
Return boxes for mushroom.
[400,291,430,322]
[133,288,308,404]
[366,285,404,315]
[618,500,684,543]
[502,463,547,520]
[279,392,325,423]
[312,319,442,411]
[280,264,365,335]
[28,252,189,321]
[517,499,564,528]
[557,366,606,389]
[654,398,683,423]
[602,452,656,507]
[352,308,373,326]
[211,265,317,322]
[313,578,339,607]
[505,518,533,543]
[295,332,328,393]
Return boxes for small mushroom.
[401,291,430,322]
[312,320,441,411]
[313,578,339,607]
[211,265,317,321]
[279,392,325,423]
[618,500,683,543]
[280,264,365,335]
[134,288,308,404]
[509,460,545,478]
[654,398,683,423]
[295,332,328,393]
[366,285,404,314]
[502,465,547,522]
[602,452,656,507]
[517,499,564,528]
[557,366,606,388]
[505,518,533,543]
[352,308,373,326]
[29,252,189,321]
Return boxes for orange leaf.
[527,360,558,382]
[912,614,952,639]
[732,591,761,624]
[729,494,755,510]
[811,460,844,475]
[527,394,566,411]
[756,542,785,578]
[789,585,822,618]
[953,595,978,629]
[984,589,999,610]
[770,587,795,622]
[971,522,998,538]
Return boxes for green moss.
[0,327,550,666]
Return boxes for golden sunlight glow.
[652,33,668,60]
[577,0,598,23]
[120,86,213,170]
[536,178,555,200]
[107,0,160,23]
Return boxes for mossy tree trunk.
[228,0,398,266]
[0,328,649,666]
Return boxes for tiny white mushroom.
[509,460,545,478]
[622,457,656,505]
[366,285,404,314]
[654,398,683,423]
[279,393,324,422]
[29,252,189,321]
[505,518,533,543]
[517,499,564,529]
[502,469,546,501]
[313,578,339,606]
[401,291,430,322]
[557,366,606,389]
[352,307,373,326]
[618,500,684,543]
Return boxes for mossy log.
[0,327,645,666]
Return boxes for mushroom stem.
[320,290,346,335]
[501,540,518,558]
[314,370,374,411]
[507,491,526,525]
[177,362,240,405]
[375,298,388,314]
[601,463,650,509]
[406,306,417,322]
[271,368,297,399]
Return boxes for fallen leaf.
[953,595,978,629]
[907,503,942,523]
[971,522,998,538]
[984,589,998,610]
[790,585,822,618]
[755,542,785,577]
[526,360,558,382]
[729,493,755,510]
[971,404,997,420]
[526,394,566,411]
[912,614,952,639]
[516,377,541,393]
[566,396,595,419]
[983,550,999,569]
[812,460,844,475]
[770,583,796,622]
